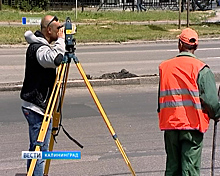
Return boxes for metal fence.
[48,0,213,11]
[2,0,213,11]
[2,0,15,6]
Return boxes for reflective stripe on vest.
[160,88,199,97]
[160,88,201,109]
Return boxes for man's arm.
[197,66,220,119]
[36,37,65,68]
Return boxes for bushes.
[13,0,49,11]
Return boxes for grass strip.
[0,23,220,45]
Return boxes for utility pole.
[75,0,77,19]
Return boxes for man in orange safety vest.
[158,28,220,176]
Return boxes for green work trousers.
[164,130,204,176]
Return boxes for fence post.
[178,0,181,29]
[81,0,84,12]
[187,0,189,27]
[132,0,134,11]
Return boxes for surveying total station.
[26,17,136,176]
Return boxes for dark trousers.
[164,130,203,176]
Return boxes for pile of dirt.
[99,69,139,79]
[85,69,158,80]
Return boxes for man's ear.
[179,40,183,47]
[178,40,183,50]
[47,27,52,34]
[194,45,198,50]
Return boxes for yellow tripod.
[27,17,136,176]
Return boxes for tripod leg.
[26,145,40,176]
[73,57,136,176]
[44,64,70,176]
[43,111,61,176]
[37,64,67,144]
[27,63,68,176]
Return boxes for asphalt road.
[1,40,220,85]
[1,85,220,176]
[1,41,220,175]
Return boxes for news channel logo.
[22,151,81,160]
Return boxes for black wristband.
[54,53,64,66]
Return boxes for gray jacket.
[21,30,66,115]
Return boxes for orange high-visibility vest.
[158,56,210,133]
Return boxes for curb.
[0,76,160,91]
[1,72,220,91]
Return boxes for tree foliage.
[14,0,49,11]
